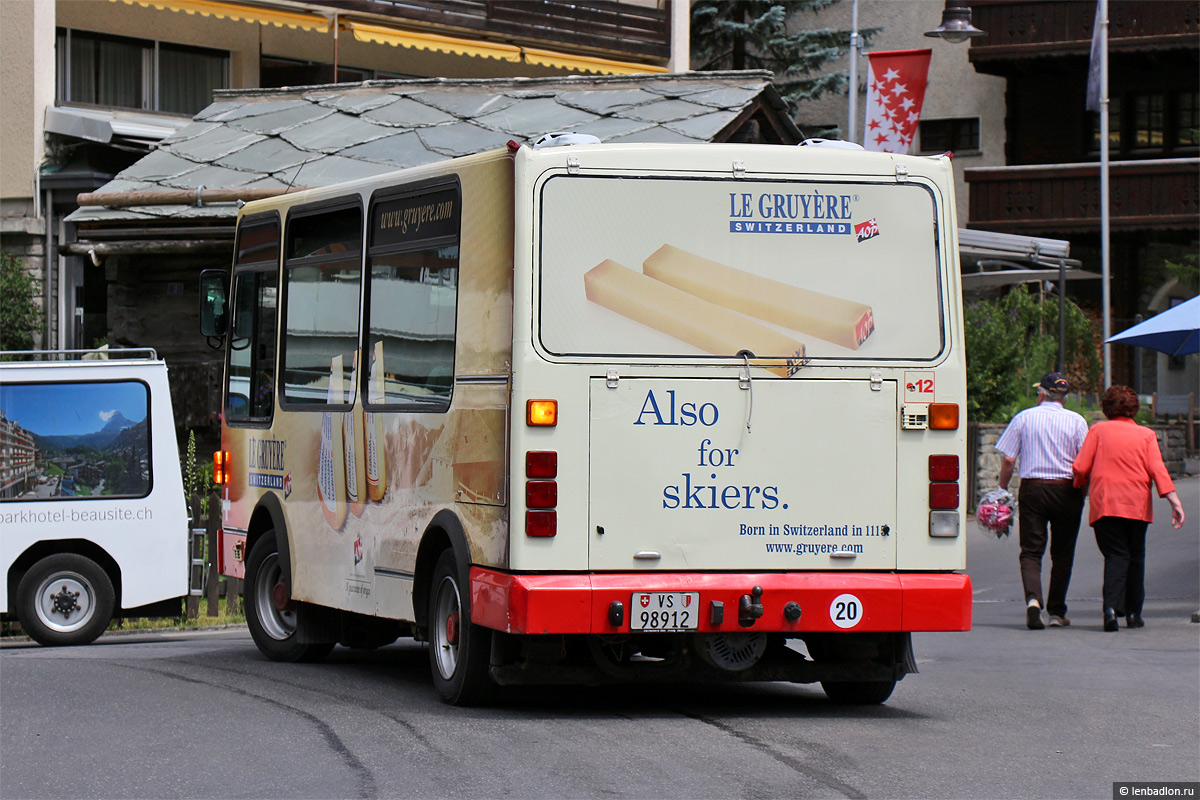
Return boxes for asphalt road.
[2,479,1197,800]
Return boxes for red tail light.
[526,510,557,537]
[526,451,557,478]
[928,454,959,481]
[526,481,557,508]
[929,482,959,509]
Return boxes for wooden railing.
[964,158,1200,233]
[322,0,672,61]
[968,0,1199,60]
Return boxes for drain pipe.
[44,187,55,349]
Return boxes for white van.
[1,350,195,645]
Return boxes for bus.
[1,350,197,645]
[199,137,972,705]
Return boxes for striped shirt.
[995,400,1089,480]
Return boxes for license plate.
[629,592,699,631]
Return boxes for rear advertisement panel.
[538,176,945,366]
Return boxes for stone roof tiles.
[69,71,797,225]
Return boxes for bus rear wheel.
[245,530,334,663]
[16,554,114,647]
[427,549,495,706]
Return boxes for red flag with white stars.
[863,49,932,154]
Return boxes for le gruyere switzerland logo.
[728,191,858,235]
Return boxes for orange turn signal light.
[527,399,558,427]
[929,403,960,430]
[213,450,230,485]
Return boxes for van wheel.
[820,680,896,705]
[428,549,495,705]
[245,530,333,663]
[17,554,114,647]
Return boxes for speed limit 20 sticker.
[829,593,863,629]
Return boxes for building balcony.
[968,0,1199,64]
[321,0,672,63]
[964,158,1200,234]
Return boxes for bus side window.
[365,183,460,412]
[281,202,362,407]
[226,214,281,424]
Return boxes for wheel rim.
[34,571,96,634]
[254,552,296,640]
[432,574,462,680]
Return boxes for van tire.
[245,530,334,663]
[820,680,896,705]
[427,549,495,706]
[17,554,114,647]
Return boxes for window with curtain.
[57,29,228,115]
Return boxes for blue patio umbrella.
[1107,296,1200,357]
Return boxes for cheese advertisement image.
[539,177,943,363]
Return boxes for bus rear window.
[538,176,945,363]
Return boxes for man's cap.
[1035,372,1069,394]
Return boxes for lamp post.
[849,1,986,145]
[924,0,986,44]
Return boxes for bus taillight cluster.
[213,450,231,485]
[525,451,557,537]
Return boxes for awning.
[345,20,521,62]
[112,0,330,32]
[344,20,666,74]
[523,48,668,75]
[45,106,193,147]
[957,228,1098,290]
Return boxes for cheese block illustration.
[584,259,806,377]
[345,352,367,517]
[642,244,875,350]
[318,355,348,530]
[365,340,388,501]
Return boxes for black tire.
[427,549,495,706]
[16,554,114,647]
[244,530,334,663]
[820,680,896,705]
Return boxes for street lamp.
[925,0,986,44]
[849,0,986,145]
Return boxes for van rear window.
[538,176,945,364]
[0,381,151,501]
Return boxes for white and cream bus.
[200,137,971,705]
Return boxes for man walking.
[996,372,1089,629]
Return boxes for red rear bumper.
[470,569,972,635]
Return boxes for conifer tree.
[691,0,870,136]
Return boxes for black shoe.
[1026,602,1045,630]
[1103,608,1119,632]
[1126,614,1144,628]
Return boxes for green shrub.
[965,286,1101,422]
[0,253,41,353]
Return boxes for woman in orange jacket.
[1073,385,1186,631]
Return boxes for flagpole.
[848,0,861,144]
[1099,0,1112,388]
